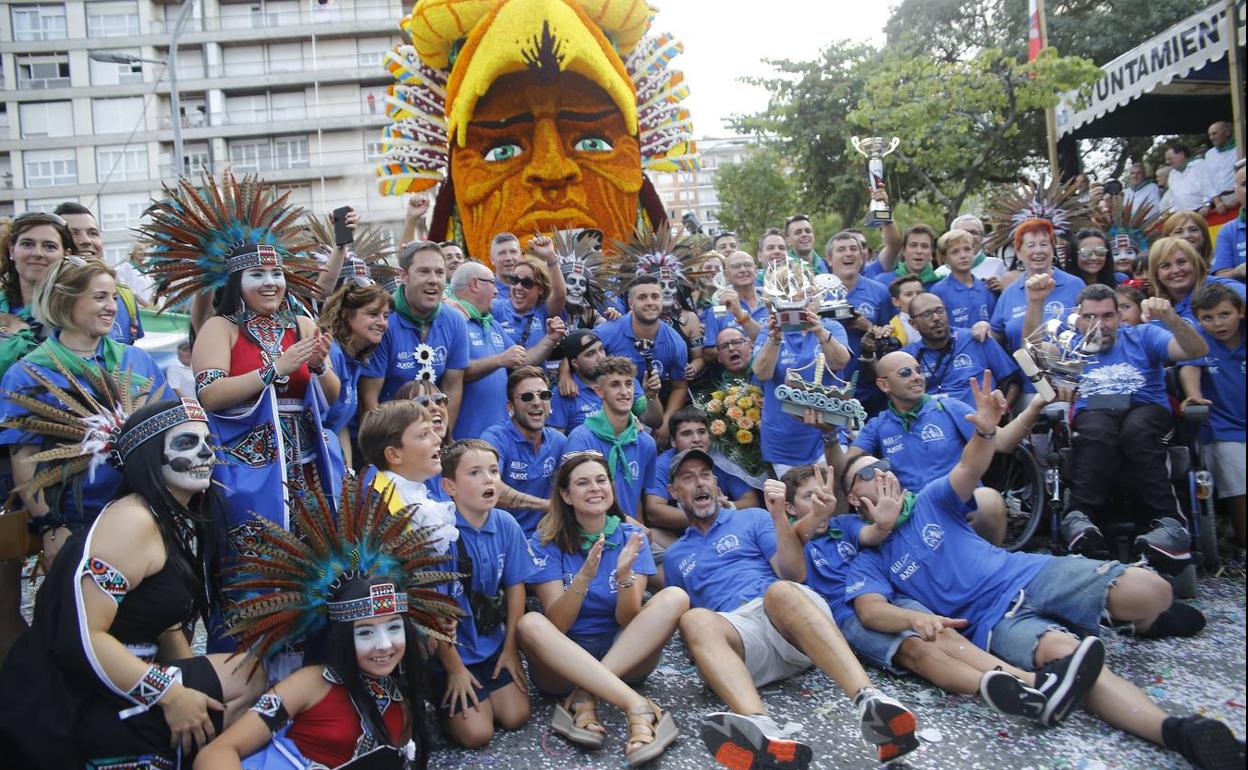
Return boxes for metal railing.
[16,76,72,90]
[157,146,383,180]
[148,1,399,34]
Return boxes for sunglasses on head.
[14,211,67,227]
[515,389,552,403]
[506,274,540,290]
[848,459,891,487]
[413,393,449,407]
[784,214,810,227]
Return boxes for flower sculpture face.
[450,70,643,261]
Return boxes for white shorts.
[719,582,833,687]
[1204,441,1246,498]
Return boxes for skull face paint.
[564,263,590,308]
[161,421,214,496]
[354,614,407,678]
[659,268,678,311]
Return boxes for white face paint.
[160,422,213,496]
[241,266,287,312]
[659,271,678,310]
[353,614,407,677]
[565,266,588,307]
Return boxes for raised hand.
[405,195,430,219]
[1024,273,1055,304]
[808,464,838,521]
[577,535,605,583]
[965,369,1008,434]
[616,530,645,579]
[528,234,556,265]
[1140,296,1177,325]
[763,479,787,519]
[545,315,567,343]
[500,344,527,368]
[970,320,992,342]
[860,472,904,530]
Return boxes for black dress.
[0,512,222,770]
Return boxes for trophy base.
[864,208,894,228]
[819,301,854,320]
[776,307,806,333]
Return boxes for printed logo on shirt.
[811,551,830,569]
[1044,300,1066,318]
[921,523,945,551]
[837,540,858,562]
[509,460,529,481]
[779,350,798,366]
[491,331,505,347]
[607,569,620,592]
[628,460,640,480]
[714,534,741,555]
[845,578,866,595]
[919,423,946,442]
[952,353,973,370]
[679,555,698,577]
[882,435,903,455]
[891,552,920,581]
[449,580,465,597]
[541,456,557,476]
[1079,363,1146,396]
[496,553,506,581]
[531,552,549,569]
[857,302,877,317]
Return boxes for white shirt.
[113,261,155,305]
[165,361,195,397]
[1123,181,1162,214]
[972,255,1006,281]
[1166,159,1207,211]
[1203,144,1240,200]
[381,470,459,555]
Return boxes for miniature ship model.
[774,353,867,431]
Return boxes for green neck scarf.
[894,260,939,286]
[583,410,638,482]
[577,515,622,552]
[24,334,149,387]
[895,491,917,530]
[1215,138,1236,152]
[971,250,987,268]
[888,394,932,432]
[392,286,442,338]
[453,297,493,334]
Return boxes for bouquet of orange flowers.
[699,383,764,477]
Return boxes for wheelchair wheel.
[1196,498,1220,571]
[984,447,1046,552]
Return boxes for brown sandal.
[624,699,678,767]
[551,689,606,749]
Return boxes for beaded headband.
[326,581,410,623]
[225,243,283,274]
[114,399,208,462]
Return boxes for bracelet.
[27,513,64,536]
[308,361,327,376]
[975,427,998,440]
[616,574,637,589]
[734,313,750,325]
[126,663,181,711]
[766,335,782,347]
[568,579,587,596]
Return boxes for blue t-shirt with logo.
[990,268,1085,354]
[654,447,756,498]
[447,507,536,665]
[905,328,1019,407]
[480,420,567,535]
[1072,322,1172,414]
[1211,218,1246,276]
[845,478,1050,648]
[754,319,850,467]
[527,521,656,638]
[1180,329,1246,442]
[491,297,550,350]
[842,277,894,401]
[804,514,868,626]
[562,423,659,517]
[852,396,975,490]
[550,371,602,432]
[1173,277,1245,326]
[362,303,469,403]
[453,317,515,440]
[700,295,770,350]
[663,507,780,612]
[930,274,997,329]
[595,313,689,384]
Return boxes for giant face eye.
[573,136,612,153]
[484,143,523,162]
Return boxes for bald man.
[1201,121,1239,219]
[847,351,1053,546]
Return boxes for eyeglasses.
[717,338,749,351]
[1079,247,1108,258]
[13,211,67,227]
[412,393,449,407]
[850,459,891,486]
[911,307,946,321]
[506,275,540,290]
[515,389,553,403]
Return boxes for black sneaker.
[1138,601,1207,639]
[700,712,813,770]
[852,687,919,763]
[1061,510,1103,555]
[1033,636,1104,726]
[1173,716,1246,770]
[979,669,1047,723]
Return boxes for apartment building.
[648,134,755,235]
[0,0,406,264]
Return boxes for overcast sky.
[652,0,893,137]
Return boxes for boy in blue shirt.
[563,356,660,519]
[550,330,662,433]
[841,369,1238,769]
[663,448,918,768]
[787,465,1094,727]
[430,439,536,748]
[480,366,568,537]
[930,229,997,331]
[1180,283,1246,547]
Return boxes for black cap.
[667,448,714,485]
[560,328,601,360]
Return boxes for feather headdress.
[601,224,710,307]
[553,228,606,312]
[224,476,461,663]
[1106,196,1168,254]
[136,169,323,309]
[0,359,158,497]
[301,213,401,288]
[982,176,1094,254]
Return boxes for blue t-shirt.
[654,447,755,499]
[845,478,1050,648]
[852,395,975,490]
[663,507,780,612]
[905,328,1019,406]
[550,371,602,432]
[480,421,568,536]
[425,471,450,502]
[527,520,656,638]
[324,341,362,435]
[491,297,550,350]
[110,289,144,344]
[990,268,1086,354]
[930,274,997,329]
[362,303,469,404]
[0,341,165,526]
[804,514,868,626]
[453,317,514,440]
[1211,217,1246,275]
[1174,277,1245,326]
[595,314,689,384]
[1180,329,1246,442]
[447,508,535,665]
[700,295,769,350]
[754,320,850,466]
[862,260,887,280]
[562,423,659,517]
[842,277,894,401]
[1073,322,1172,414]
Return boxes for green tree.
[713,147,798,250]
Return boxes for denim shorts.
[838,597,930,674]
[987,556,1127,670]
[535,630,648,696]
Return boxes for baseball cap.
[667,448,714,485]
[560,329,601,360]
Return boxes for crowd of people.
[0,143,1242,770]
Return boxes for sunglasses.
[413,393,449,407]
[849,459,891,486]
[1079,247,1108,258]
[515,389,552,403]
[506,275,540,290]
[893,366,919,379]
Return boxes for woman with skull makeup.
[0,398,266,769]
[193,478,460,770]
